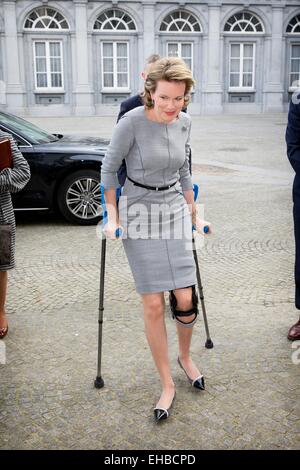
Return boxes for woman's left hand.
[193,217,212,235]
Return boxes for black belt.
[127,176,177,191]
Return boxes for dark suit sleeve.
[117,101,128,123]
[286,101,300,175]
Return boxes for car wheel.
[57,169,102,225]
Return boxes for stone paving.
[0,112,299,450]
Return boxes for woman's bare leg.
[0,271,8,331]
[141,292,175,408]
[173,287,202,379]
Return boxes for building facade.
[0,0,299,116]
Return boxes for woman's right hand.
[103,220,123,239]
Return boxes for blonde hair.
[142,57,195,109]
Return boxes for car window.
[0,126,30,147]
[0,112,59,144]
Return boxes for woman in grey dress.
[101,58,210,421]
[0,130,31,338]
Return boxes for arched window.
[286,15,300,34]
[224,12,264,33]
[94,10,136,90]
[24,7,69,30]
[24,8,69,91]
[160,10,201,33]
[160,11,201,74]
[94,9,136,31]
[287,16,300,88]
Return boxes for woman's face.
[150,80,186,123]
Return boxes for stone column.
[263,5,284,112]
[142,1,155,62]
[3,0,24,112]
[73,0,94,115]
[203,4,222,114]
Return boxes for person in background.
[0,130,30,339]
[286,98,300,341]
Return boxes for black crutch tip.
[205,339,214,349]
[94,376,105,389]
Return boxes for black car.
[0,111,109,225]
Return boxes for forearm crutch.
[95,185,122,389]
[192,184,214,349]
[94,233,106,389]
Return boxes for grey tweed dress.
[0,130,31,271]
[101,106,197,294]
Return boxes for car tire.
[57,169,102,225]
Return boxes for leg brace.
[169,285,199,329]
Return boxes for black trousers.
[293,176,300,309]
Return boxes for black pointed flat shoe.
[178,357,205,390]
[154,408,169,421]
[153,391,176,422]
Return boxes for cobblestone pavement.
[1,113,300,450]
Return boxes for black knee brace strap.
[169,285,199,328]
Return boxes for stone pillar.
[73,0,94,115]
[3,1,25,112]
[136,2,155,91]
[142,2,155,63]
[137,32,144,92]
[263,5,284,112]
[203,4,222,114]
